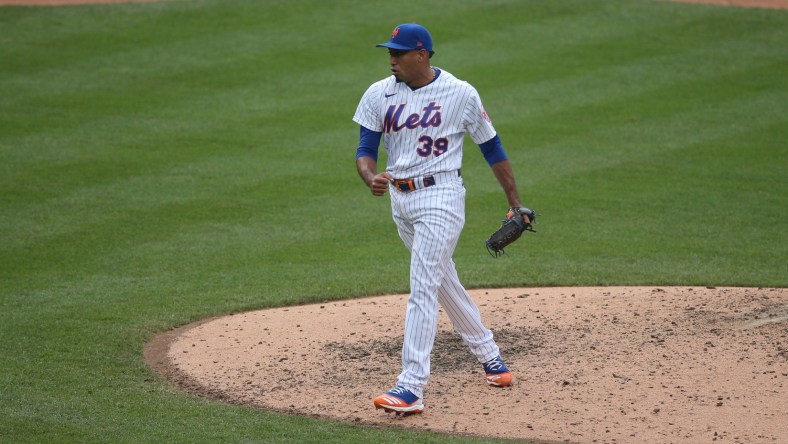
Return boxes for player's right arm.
[353,81,392,196]
[356,156,392,196]
[355,125,392,196]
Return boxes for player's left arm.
[478,135,525,214]
[490,159,526,215]
[466,88,528,219]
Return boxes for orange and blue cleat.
[373,386,424,415]
[483,355,513,387]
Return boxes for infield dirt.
[147,286,787,443]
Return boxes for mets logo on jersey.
[383,102,442,133]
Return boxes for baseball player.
[354,24,530,415]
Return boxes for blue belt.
[392,170,461,192]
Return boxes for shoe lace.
[389,386,409,396]
[485,357,505,372]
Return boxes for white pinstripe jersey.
[353,68,497,178]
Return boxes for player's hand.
[509,202,531,224]
[370,172,393,196]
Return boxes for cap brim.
[376,42,417,50]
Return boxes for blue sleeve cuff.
[478,134,508,166]
[356,126,382,161]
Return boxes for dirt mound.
[146,286,787,443]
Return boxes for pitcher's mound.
[146,286,787,443]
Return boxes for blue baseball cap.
[376,24,433,52]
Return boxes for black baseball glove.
[485,207,536,257]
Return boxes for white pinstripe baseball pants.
[389,175,501,399]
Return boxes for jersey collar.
[397,68,442,91]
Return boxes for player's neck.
[406,67,435,89]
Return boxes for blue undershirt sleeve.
[356,126,382,162]
[478,134,508,166]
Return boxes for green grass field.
[1,0,786,442]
